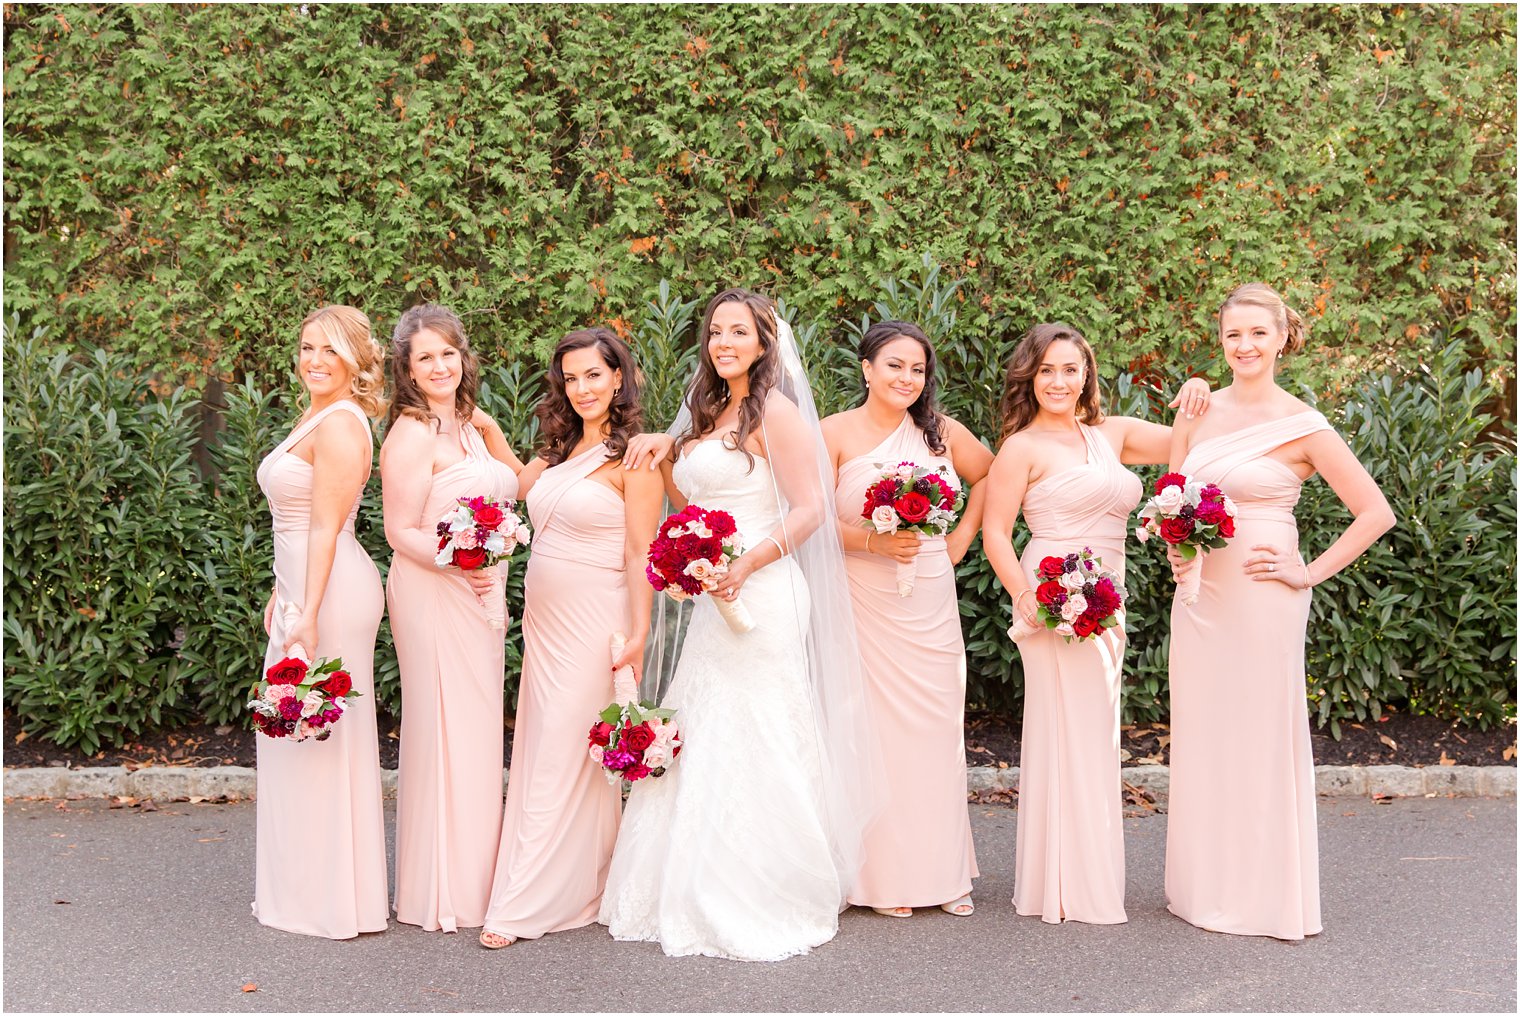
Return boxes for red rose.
[266,657,309,686]
[474,504,505,529]
[452,547,488,570]
[1218,515,1236,539]
[623,762,652,781]
[1159,517,1195,544]
[626,723,656,751]
[1155,472,1188,495]
[589,721,614,747]
[1035,580,1065,607]
[1038,556,1066,580]
[1072,613,1100,638]
[319,670,352,698]
[893,491,932,524]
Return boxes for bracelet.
[865,532,875,555]
[1015,589,1036,609]
[766,535,787,558]
[1303,561,1315,589]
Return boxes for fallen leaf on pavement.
[241,983,258,993]
[1378,734,1397,751]
[1504,744,1516,762]
[1438,750,1455,766]
[14,730,29,744]
[53,899,71,905]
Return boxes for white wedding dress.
[598,439,842,961]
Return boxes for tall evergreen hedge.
[3,4,1516,750]
[3,4,1514,394]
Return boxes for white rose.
[589,744,605,764]
[642,743,670,769]
[514,524,532,546]
[1059,569,1086,592]
[1065,593,1088,617]
[870,505,899,533]
[301,691,324,717]
[1134,525,1151,544]
[895,463,916,481]
[1054,621,1076,637]
[1153,485,1186,514]
[666,525,686,539]
[664,587,691,603]
[1223,497,1238,518]
[687,520,711,539]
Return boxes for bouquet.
[1007,548,1125,644]
[1134,472,1238,606]
[861,460,966,596]
[645,504,754,634]
[588,632,682,785]
[248,654,360,742]
[435,495,531,630]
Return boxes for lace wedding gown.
[599,439,842,961]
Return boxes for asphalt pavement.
[3,797,1514,1013]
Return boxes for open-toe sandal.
[479,930,516,949]
[939,894,974,917]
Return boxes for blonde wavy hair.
[299,304,388,419]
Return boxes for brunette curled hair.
[678,287,780,473]
[997,322,1104,441]
[536,327,643,466]
[1218,282,1306,357]
[386,304,480,430]
[857,319,947,455]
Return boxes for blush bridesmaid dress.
[1165,411,1333,941]
[481,444,624,941]
[388,423,518,933]
[253,399,389,939]
[835,415,978,910]
[1010,422,1141,925]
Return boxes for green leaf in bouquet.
[599,704,624,725]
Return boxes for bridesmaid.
[982,322,1209,925]
[822,320,993,918]
[479,328,663,949]
[380,304,523,934]
[1165,283,1393,940]
[253,304,389,938]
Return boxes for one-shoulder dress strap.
[531,443,611,532]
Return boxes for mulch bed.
[4,707,1513,772]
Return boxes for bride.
[599,288,880,961]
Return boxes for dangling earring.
[613,386,622,397]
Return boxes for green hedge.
[3,4,1514,395]
[4,293,1515,752]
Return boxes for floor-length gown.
[1165,410,1332,941]
[1010,422,1141,925]
[389,423,518,932]
[835,415,978,909]
[253,399,388,939]
[599,440,840,961]
[482,445,623,940]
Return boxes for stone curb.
[3,763,1514,802]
